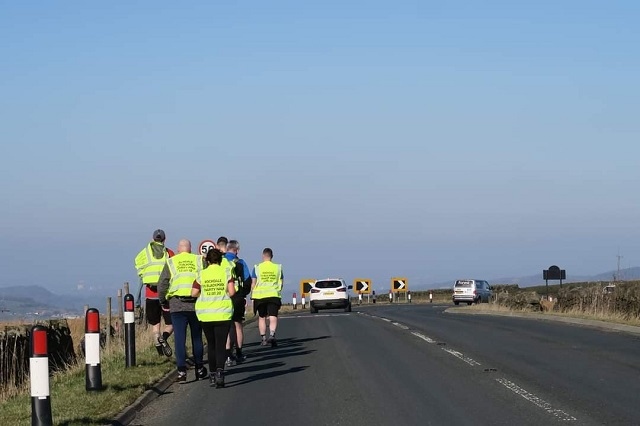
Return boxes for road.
[131,304,640,425]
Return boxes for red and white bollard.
[30,325,53,426]
[124,293,136,367]
[85,308,103,391]
[301,295,306,309]
[293,293,297,310]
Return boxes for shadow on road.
[226,361,285,376]
[225,366,309,387]
[243,335,330,348]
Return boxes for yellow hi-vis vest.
[134,242,167,285]
[195,264,233,322]
[166,252,203,299]
[252,261,282,300]
[220,256,238,291]
[223,256,242,292]
[204,256,237,284]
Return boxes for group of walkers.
[134,230,283,388]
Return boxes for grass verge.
[461,303,640,327]
[0,332,173,426]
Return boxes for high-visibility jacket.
[252,261,282,300]
[166,252,203,299]
[134,242,168,286]
[195,264,233,322]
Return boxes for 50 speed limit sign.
[198,240,216,255]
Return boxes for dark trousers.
[170,311,204,371]
[201,320,232,371]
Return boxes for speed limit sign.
[198,240,216,255]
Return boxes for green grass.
[0,340,173,426]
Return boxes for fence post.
[85,308,103,391]
[30,325,53,426]
[106,297,112,349]
[123,282,130,297]
[117,289,123,336]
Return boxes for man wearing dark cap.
[134,229,174,357]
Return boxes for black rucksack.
[232,259,252,297]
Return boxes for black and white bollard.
[85,308,103,391]
[124,293,136,367]
[30,325,53,426]
[301,294,306,309]
[292,293,297,310]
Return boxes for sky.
[1,1,639,297]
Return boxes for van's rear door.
[454,280,474,296]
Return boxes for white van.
[452,279,492,305]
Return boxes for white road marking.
[380,318,392,322]
[442,348,481,366]
[392,322,409,330]
[496,378,577,422]
[280,314,351,319]
[411,332,436,344]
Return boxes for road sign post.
[198,240,216,256]
[391,277,408,293]
[353,279,371,295]
[300,279,315,300]
[543,265,566,300]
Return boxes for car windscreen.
[455,281,473,288]
[315,280,342,289]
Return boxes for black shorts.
[146,299,172,326]
[254,297,281,318]
[232,297,246,323]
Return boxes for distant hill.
[428,267,640,289]
[0,285,111,315]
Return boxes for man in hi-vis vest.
[158,239,207,383]
[134,229,174,356]
[251,247,283,347]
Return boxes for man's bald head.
[177,239,192,254]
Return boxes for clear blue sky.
[1,1,639,296]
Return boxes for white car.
[309,279,352,313]
[452,279,493,305]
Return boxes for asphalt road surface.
[131,304,640,425]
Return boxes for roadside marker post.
[85,308,103,391]
[30,325,53,426]
[301,295,306,309]
[124,293,136,367]
[293,293,297,309]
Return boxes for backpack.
[231,258,252,297]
